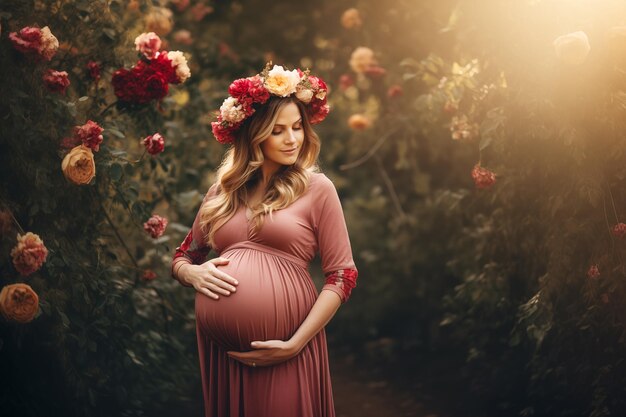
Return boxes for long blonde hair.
[198,96,321,248]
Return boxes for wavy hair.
[198,96,321,248]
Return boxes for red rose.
[142,269,157,281]
[309,99,330,124]
[43,69,70,94]
[87,61,101,81]
[142,72,169,102]
[211,120,238,145]
[612,222,626,238]
[74,120,104,152]
[143,214,168,239]
[471,164,496,189]
[112,68,141,102]
[141,51,177,84]
[143,133,165,155]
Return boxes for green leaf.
[110,163,123,181]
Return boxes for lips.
[281,147,297,153]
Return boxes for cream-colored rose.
[61,145,95,185]
[167,50,191,83]
[553,31,590,66]
[349,46,376,73]
[264,65,301,97]
[39,26,59,61]
[146,7,173,36]
[341,8,362,29]
[295,85,314,103]
[220,97,246,123]
[0,283,39,323]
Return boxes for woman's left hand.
[227,339,302,367]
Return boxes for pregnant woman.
[170,63,359,417]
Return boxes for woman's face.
[260,102,304,175]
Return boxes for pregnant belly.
[195,244,317,352]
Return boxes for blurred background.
[2,0,626,416]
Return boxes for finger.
[206,282,231,296]
[209,257,230,265]
[198,287,219,300]
[213,269,239,286]
[227,351,257,360]
[210,277,237,292]
[251,341,273,349]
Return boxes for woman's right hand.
[179,257,239,299]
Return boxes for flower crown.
[211,62,330,144]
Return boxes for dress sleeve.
[312,175,359,304]
[170,183,219,286]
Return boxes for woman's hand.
[227,339,303,367]
[179,257,238,299]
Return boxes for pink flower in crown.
[211,119,239,145]
[135,32,162,60]
[43,69,70,94]
[220,97,247,124]
[143,133,165,155]
[229,75,270,108]
[309,101,330,124]
[471,164,496,189]
[74,120,104,152]
[144,214,168,238]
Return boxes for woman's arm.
[287,289,341,350]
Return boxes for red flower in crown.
[211,63,330,144]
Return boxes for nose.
[285,128,297,143]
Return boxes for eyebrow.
[273,118,302,127]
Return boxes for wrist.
[176,262,193,287]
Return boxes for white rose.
[167,50,191,83]
[553,31,590,66]
[349,46,376,73]
[295,85,314,103]
[39,26,59,61]
[220,97,246,123]
[264,65,301,96]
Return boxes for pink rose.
[74,120,104,152]
[143,133,165,155]
[471,164,496,189]
[144,214,168,238]
[9,26,58,61]
[135,32,162,60]
[587,264,600,280]
[43,69,70,94]
[10,232,48,276]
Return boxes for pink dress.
[171,172,358,417]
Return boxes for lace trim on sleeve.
[323,268,358,303]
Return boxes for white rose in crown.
[220,97,246,123]
[553,31,590,66]
[295,84,314,103]
[263,65,301,97]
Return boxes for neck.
[260,161,280,183]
